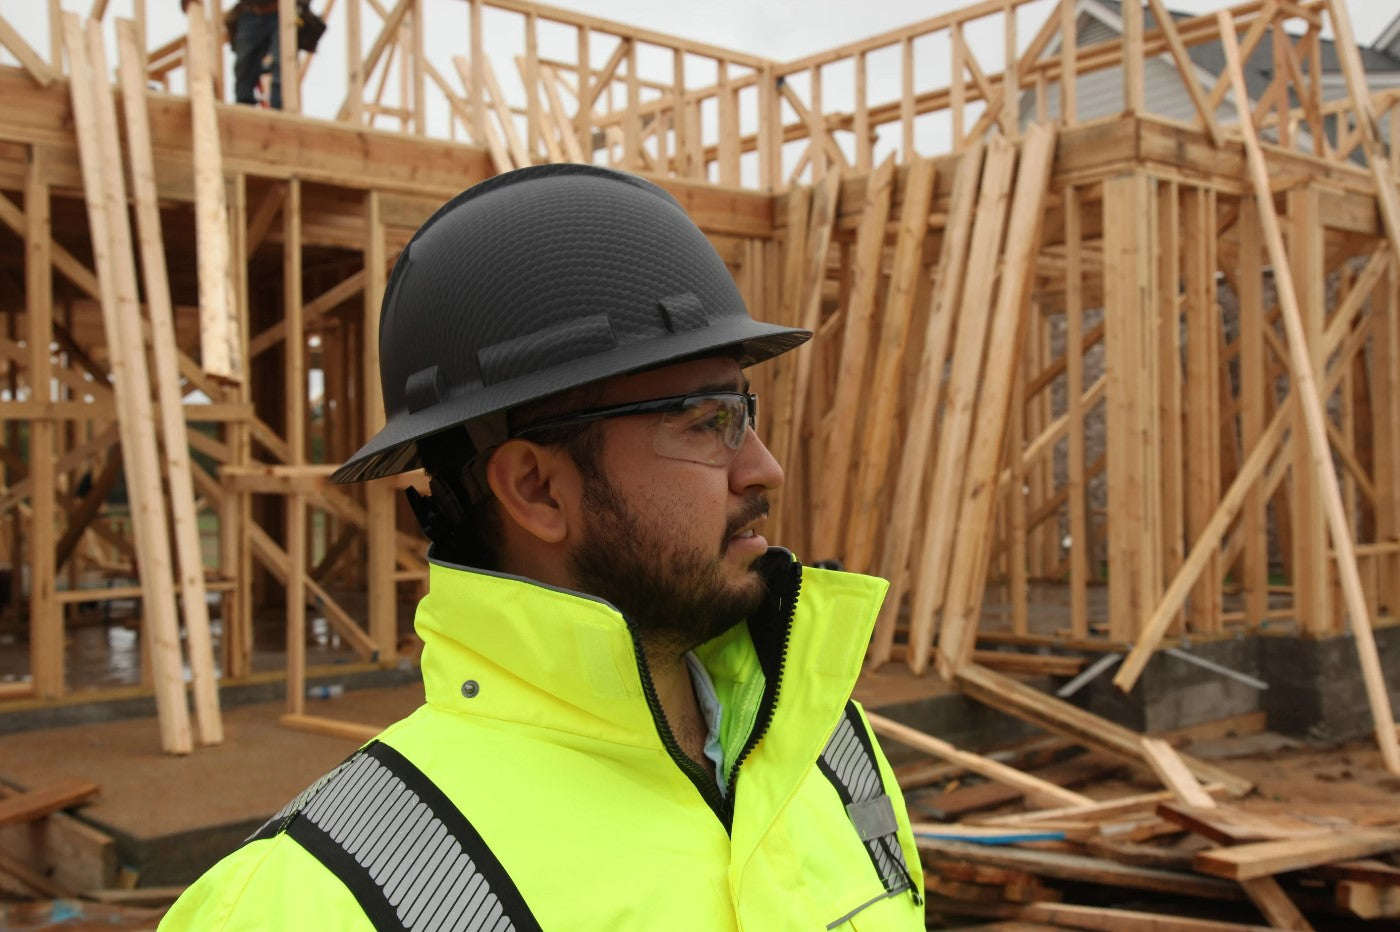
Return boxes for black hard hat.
[332,163,810,484]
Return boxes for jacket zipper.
[626,557,803,832]
[721,558,801,827]
[625,620,729,819]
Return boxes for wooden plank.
[1218,12,1400,774]
[1140,737,1216,808]
[1325,0,1400,277]
[1196,830,1400,881]
[774,170,841,525]
[1183,186,1221,635]
[0,14,55,87]
[0,788,116,893]
[905,137,1017,673]
[1338,880,1400,919]
[869,141,984,666]
[25,145,60,699]
[970,651,1086,678]
[936,124,1059,677]
[1239,876,1314,929]
[957,663,1253,797]
[185,1,241,382]
[1113,405,1290,690]
[845,158,935,573]
[277,0,299,113]
[364,190,397,660]
[916,753,1123,820]
[1014,901,1273,932]
[0,778,99,827]
[918,837,1244,901]
[1157,802,1327,846]
[115,18,223,748]
[866,711,1093,809]
[64,13,192,755]
[810,155,895,556]
[1144,0,1222,146]
[280,712,381,743]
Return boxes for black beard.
[568,471,770,656]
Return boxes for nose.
[731,425,784,494]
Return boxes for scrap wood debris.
[880,670,1400,930]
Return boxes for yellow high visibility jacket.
[162,549,924,930]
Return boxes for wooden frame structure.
[0,0,1398,762]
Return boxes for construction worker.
[161,164,924,929]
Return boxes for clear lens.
[654,394,751,465]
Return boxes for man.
[225,0,283,109]
[162,164,924,929]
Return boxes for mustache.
[723,494,771,544]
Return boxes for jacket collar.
[414,549,888,758]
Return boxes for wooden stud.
[1064,184,1089,638]
[1122,0,1144,115]
[364,190,395,661]
[1157,180,1184,636]
[1183,186,1222,634]
[936,124,1058,677]
[278,0,299,113]
[186,2,243,383]
[869,141,985,666]
[346,0,364,125]
[116,19,223,746]
[63,13,191,754]
[25,145,60,699]
[846,158,936,574]
[904,137,1017,673]
[811,155,895,558]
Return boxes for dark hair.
[414,385,606,570]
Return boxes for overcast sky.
[4,0,1398,155]
[6,1,1398,69]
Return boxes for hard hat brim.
[331,319,810,484]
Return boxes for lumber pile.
[873,664,1400,929]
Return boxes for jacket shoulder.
[160,834,370,931]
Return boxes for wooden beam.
[1140,737,1217,808]
[1196,830,1400,881]
[116,18,223,746]
[186,2,242,382]
[905,136,1017,674]
[866,712,1093,809]
[64,13,192,755]
[0,778,99,828]
[869,141,984,666]
[0,14,56,87]
[958,662,1253,797]
[25,144,60,699]
[937,124,1059,677]
[811,155,895,557]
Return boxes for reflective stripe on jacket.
[161,549,924,930]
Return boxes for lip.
[727,529,769,557]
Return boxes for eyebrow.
[690,378,749,394]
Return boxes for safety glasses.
[513,391,758,466]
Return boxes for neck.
[639,637,714,781]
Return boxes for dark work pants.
[232,11,281,109]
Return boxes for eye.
[671,400,728,433]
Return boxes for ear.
[486,440,576,545]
